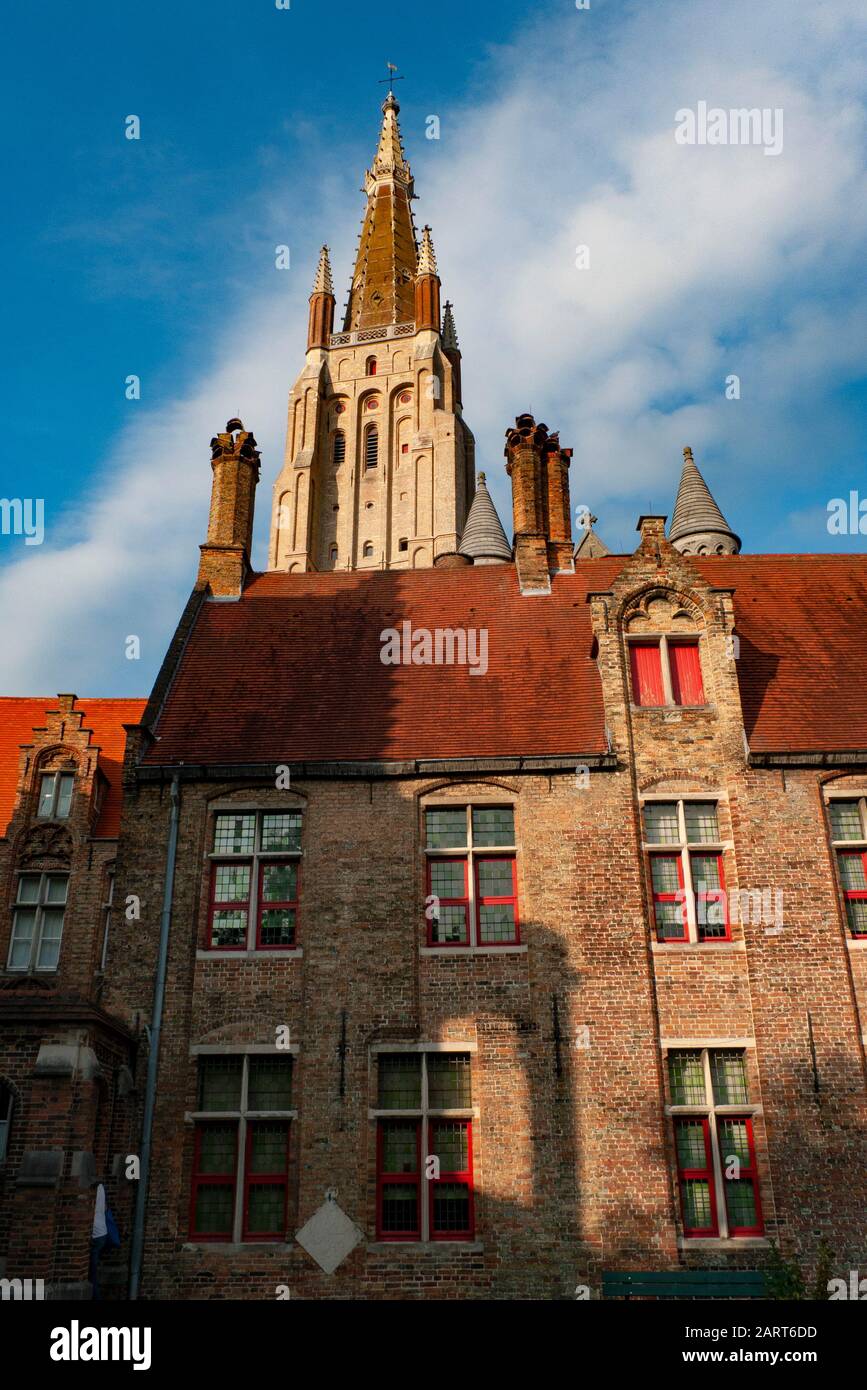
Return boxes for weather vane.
[378,62,405,91]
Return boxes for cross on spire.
[378,62,405,91]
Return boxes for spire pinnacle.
[459,474,512,564]
[442,301,459,351]
[311,245,334,297]
[669,446,741,556]
[417,225,438,276]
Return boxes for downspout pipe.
[129,773,181,1300]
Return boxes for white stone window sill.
[181,1242,293,1254]
[366,1241,484,1254]
[651,941,746,954]
[196,949,303,960]
[419,945,527,957]
[846,938,867,950]
[677,1237,770,1250]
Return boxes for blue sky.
[2,0,867,695]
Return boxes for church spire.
[414,225,440,333]
[307,245,335,350]
[441,301,459,351]
[669,446,741,556]
[343,91,418,332]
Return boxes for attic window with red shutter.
[628,637,705,707]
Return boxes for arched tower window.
[363,542,374,558]
[364,424,379,470]
[365,357,377,376]
[332,430,345,466]
[329,546,338,568]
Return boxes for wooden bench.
[602,1269,768,1299]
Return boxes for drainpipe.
[129,772,180,1300]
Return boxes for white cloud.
[2,0,866,692]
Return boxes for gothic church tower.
[268,90,475,572]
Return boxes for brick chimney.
[197,420,261,597]
[504,414,574,594]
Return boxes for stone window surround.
[419,794,522,954]
[824,790,867,941]
[663,1045,765,1243]
[370,1046,477,1245]
[186,1046,298,1247]
[641,794,737,947]
[625,632,708,709]
[201,802,305,957]
[7,870,69,974]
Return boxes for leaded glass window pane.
[380,1119,419,1172]
[248,1058,293,1111]
[261,863,297,901]
[669,1052,706,1105]
[432,1121,469,1171]
[839,853,867,891]
[378,1055,421,1110]
[194,1185,234,1234]
[247,1185,285,1234]
[644,803,679,844]
[429,904,467,944]
[681,1178,712,1229]
[430,860,466,898]
[655,902,684,939]
[261,813,302,852]
[259,908,295,947]
[198,1057,243,1111]
[846,899,867,935]
[427,1055,471,1109]
[830,801,862,841]
[214,814,255,855]
[248,1122,288,1173]
[432,1183,470,1232]
[214,864,250,902]
[211,910,247,947]
[651,857,681,893]
[692,854,721,892]
[380,1185,418,1233]
[718,1117,751,1167]
[724,1180,757,1230]
[684,802,719,843]
[471,807,514,846]
[710,1051,748,1105]
[198,1123,237,1174]
[477,859,513,897]
[425,808,467,849]
[478,904,516,943]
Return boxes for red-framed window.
[374,1052,474,1242]
[189,1054,294,1243]
[242,1122,290,1241]
[668,1049,763,1240]
[429,1120,474,1240]
[628,636,705,707]
[365,356,377,376]
[207,811,302,951]
[644,801,730,944]
[828,798,867,938]
[650,853,687,942]
[675,1117,718,1236]
[424,806,518,948]
[377,1120,421,1240]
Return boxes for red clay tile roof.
[144,565,620,765]
[0,697,145,838]
[142,554,867,766]
[693,554,867,752]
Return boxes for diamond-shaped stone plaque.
[295,1197,364,1274]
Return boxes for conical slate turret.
[459,474,512,564]
[669,447,741,555]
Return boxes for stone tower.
[669,445,741,555]
[268,91,475,573]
